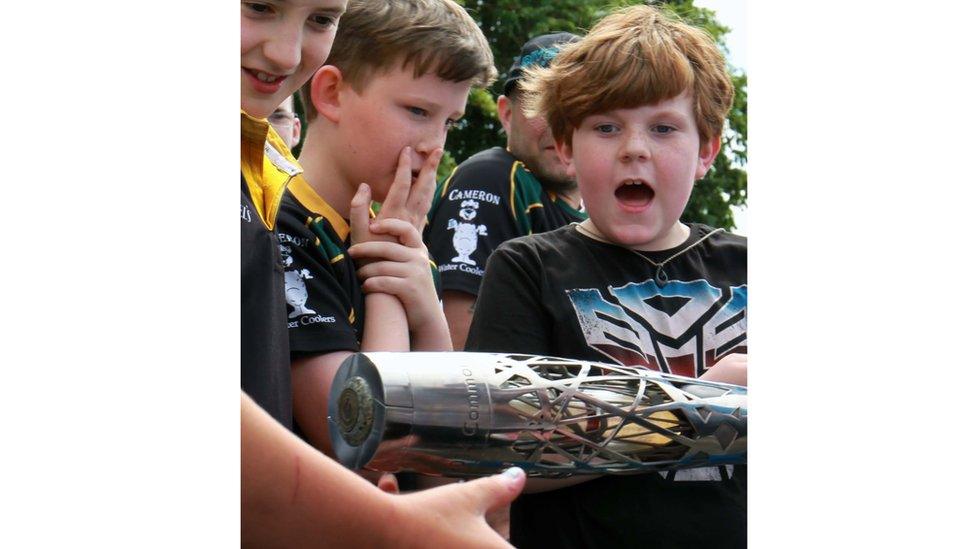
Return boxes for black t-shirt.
[466,223,747,549]
[424,147,587,296]
[240,178,292,428]
[275,181,365,357]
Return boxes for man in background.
[424,32,587,349]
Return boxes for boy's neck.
[578,219,690,252]
[297,122,356,219]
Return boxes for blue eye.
[652,125,675,134]
[595,124,617,134]
[407,106,429,118]
[309,13,337,29]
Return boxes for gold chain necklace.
[574,221,724,286]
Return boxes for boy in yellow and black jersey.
[278,0,496,458]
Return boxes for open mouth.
[615,179,654,209]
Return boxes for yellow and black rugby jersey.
[424,147,588,297]
[241,111,303,429]
[276,175,366,356]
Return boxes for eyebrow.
[279,0,346,14]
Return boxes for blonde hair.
[521,4,733,146]
[302,0,496,120]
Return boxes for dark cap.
[503,32,581,96]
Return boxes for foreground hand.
[384,467,526,549]
[486,504,511,540]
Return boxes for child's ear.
[497,95,513,134]
[695,135,722,180]
[554,139,577,179]
[309,65,344,123]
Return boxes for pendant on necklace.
[655,266,668,287]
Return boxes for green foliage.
[453,0,748,230]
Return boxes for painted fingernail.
[502,466,524,480]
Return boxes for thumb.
[457,467,525,514]
[349,183,371,244]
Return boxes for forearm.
[442,290,476,351]
[291,352,352,457]
[362,293,410,351]
[291,292,411,457]
[245,391,525,548]
[409,307,452,351]
[242,393,392,548]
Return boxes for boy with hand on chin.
[241,1,524,546]
[277,0,497,457]
[466,5,747,548]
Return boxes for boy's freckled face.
[240,0,347,119]
[334,66,471,201]
[558,91,717,251]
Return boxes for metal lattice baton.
[328,352,746,478]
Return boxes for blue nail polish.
[502,466,524,479]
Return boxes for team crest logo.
[447,199,487,265]
[284,269,316,318]
[279,244,294,267]
[278,244,317,318]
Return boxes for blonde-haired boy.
[277,0,496,457]
[466,5,747,547]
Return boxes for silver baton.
[328,352,746,478]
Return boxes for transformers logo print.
[567,279,747,377]
[447,199,487,265]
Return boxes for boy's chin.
[241,96,276,121]
[604,223,676,251]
